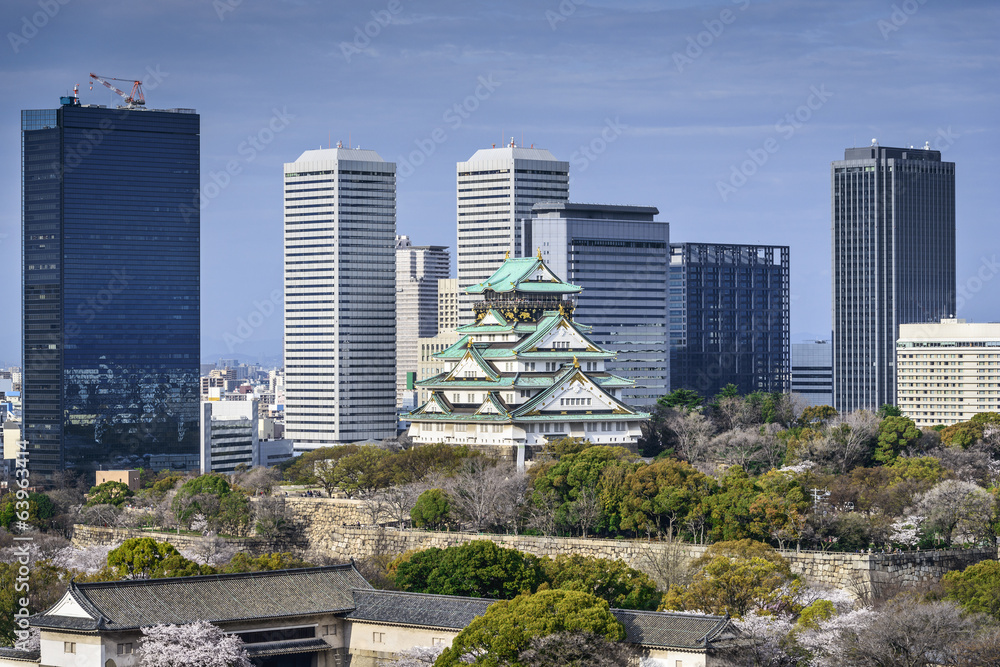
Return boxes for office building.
[407,255,648,469]
[669,243,790,398]
[199,400,258,473]
[283,147,397,447]
[21,94,200,478]
[832,143,955,412]
[456,142,569,317]
[437,279,460,334]
[791,341,833,407]
[395,236,449,408]
[897,319,1000,427]
[525,202,669,405]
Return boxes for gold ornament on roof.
[537,247,543,260]
[504,250,510,260]
[573,356,580,368]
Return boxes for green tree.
[657,388,703,411]
[799,404,838,425]
[220,552,312,573]
[940,412,1000,448]
[874,415,920,464]
[85,481,135,507]
[532,446,638,527]
[410,488,452,529]
[317,446,391,498]
[659,540,800,618]
[392,541,545,599]
[617,458,714,539]
[943,560,1000,620]
[0,492,57,531]
[216,492,252,536]
[541,554,661,611]
[172,473,233,526]
[100,538,211,580]
[434,589,626,667]
[0,560,70,646]
[877,404,902,418]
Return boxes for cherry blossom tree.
[139,620,249,667]
[389,645,444,666]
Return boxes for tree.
[0,492,56,531]
[252,496,291,539]
[659,540,800,618]
[171,474,233,527]
[392,541,544,599]
[139,619,250,667]
[540,554,661,611]
[800,405,838,425]
[877,404,902,418]
[943,560,1000,620]
[940,412,1000,448]
[664,409,715,464]
[447,459,527,532]
[912,479,996,546]
[0,561,69,646]
[825,598,981,667]
[434,589,626,667]
[658,388,703,411]
[823,410,881,472]
[85,481,135,507]
[322,446,392,498]
[617,458,714,539]
[411,489,452,529]
[219,552,312,573]
[100,538,210,580]
[874,415,920,464]
[517,631,638,667]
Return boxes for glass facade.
[527,203,669,406]
[669,243,790,398]
[22,102,200,477]
[832,145,955,412]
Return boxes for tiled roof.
[611,609,737,649]
[0,647,40,662]
[245,637,333,657]
[345,590,494,630]
[34,565,371,631]
[466,257,581,295]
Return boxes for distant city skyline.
[2,0,997,363]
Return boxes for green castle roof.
[466,256,581,295]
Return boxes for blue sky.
[1,0,998,366]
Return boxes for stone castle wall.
[72,496,998,594]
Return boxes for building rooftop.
[32,565,371,632]
[289,147,388,164]
[466,257,581,295]
[345,590,494,630]
[462,146,564,163]
[611,609,736,649]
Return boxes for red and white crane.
[89,73,145,108]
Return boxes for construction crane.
[89,73,145,108]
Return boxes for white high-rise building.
[456,141,569,317]
[395,236,450,408]
[283,147,397,448]
[897,319,1000,427]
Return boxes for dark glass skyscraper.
[525,202,670,405]
[831,144,955,412]
[22,97,200,478]
[669,243,790,398]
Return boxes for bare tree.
[708,425,784,472]
[565,485,603,538]
[527,490,559,536]
[252,496,291,539]
[665,409,715,464]
[822,410,881,472]
[518,631,638,667]
[445,459,526,532]
[828,598,981,667]
[182,532,237,567]
[638,539,693,593]
[378,483,426,527]
[234,466,282,496]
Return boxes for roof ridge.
[611,608,726,620]
[354,588,496,604]
[75,564,356,589]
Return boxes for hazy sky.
[1,0,997,366]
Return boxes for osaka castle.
[406,253,649,467]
